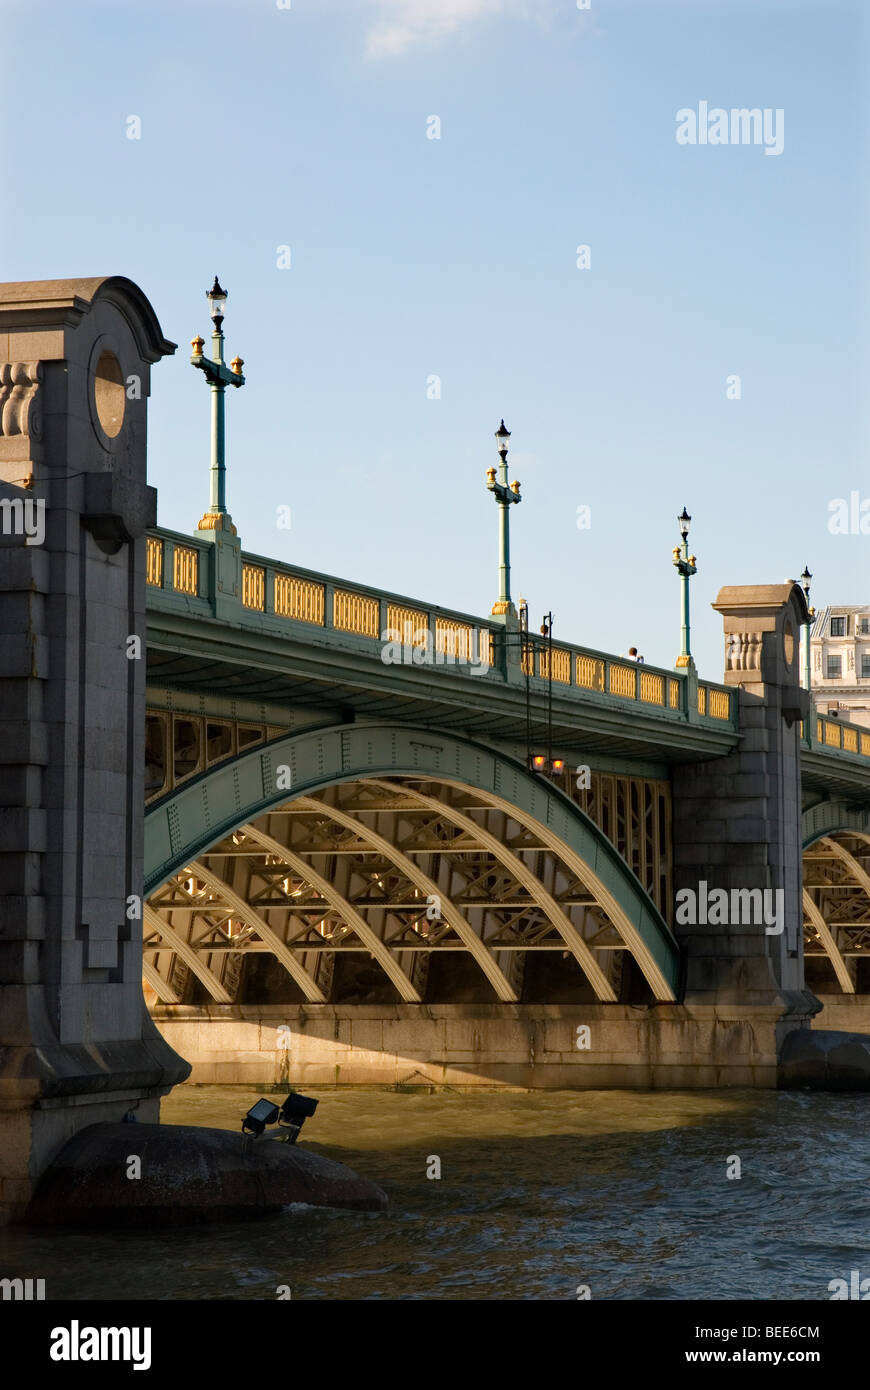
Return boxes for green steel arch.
[802,800,870,849]
[144,722,682,1000]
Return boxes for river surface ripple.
[2,1086,868,1300]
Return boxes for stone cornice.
[0,277,176,363]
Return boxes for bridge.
[139,524,870,1086]
[3,275,870,1218]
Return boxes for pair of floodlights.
[242,1092,319,1144]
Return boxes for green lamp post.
[801,566,814,693]
[673,506,697,671]
[487,420,522,617]
[191,277,245,533]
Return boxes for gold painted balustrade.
[814,715,870,759]
[146,534,163,587]
[145,529,737,725]
[173,545,199,596]
[524,643,728,721]
[146,532,497,672]
[274,573,324,625]
[334,590,379,638]
[241,564,265,611]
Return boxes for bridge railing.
[146,530,496,665]
[145,528,738,729]
[803,709,870,764]
[524,636,735,727]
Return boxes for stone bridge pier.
[673,584,819,1040]
[0,279,189,1223]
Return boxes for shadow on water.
[2,1087,869,1300]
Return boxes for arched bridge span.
[143,723,681,1007]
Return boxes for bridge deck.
[145,527,739,764]
[145,527,870,786]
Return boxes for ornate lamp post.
[486,420,522,617]
[801,565,814,693]
[190,277,245,533]
[673,506,697,671]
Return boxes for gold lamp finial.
[231,356,244,375]
[191,335,204,356]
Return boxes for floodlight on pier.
[242,1098,280,1137]
[241,1093,320,1144]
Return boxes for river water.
[2,1085,868,1300]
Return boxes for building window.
[831,617,846,636]
[861,655,870,679]
[827,656,842,679]
[861,618,870,635]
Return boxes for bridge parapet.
[805,712,870,761]
[797,711,870,806]
[145,525,738,735]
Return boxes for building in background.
[810,605,870,727]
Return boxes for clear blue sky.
[3,0,868,678]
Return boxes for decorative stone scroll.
[0,361,43,439]
[726,630,762,673]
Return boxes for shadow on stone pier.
[779,1029,870,1091]
[23,1123,387,1226]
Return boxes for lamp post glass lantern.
[206,276,227,325]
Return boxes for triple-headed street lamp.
[486,433,557,773]
[191,277,245,532]
[486,420,522,616]
[673,506,697,672]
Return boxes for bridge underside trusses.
[803,832,870,994]
[144,776,676,1008]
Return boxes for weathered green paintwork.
[145,525,741,767]
[190,325,245,517]
[801,722,870,800]
[486,437,521,610]
[144,524,870,791]
[673,533,697,669]
[802,798,870,850]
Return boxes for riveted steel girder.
[290,795,517,1001]
[801,889,854,993]
[364,778,617,1000]
[143,904,232,1003]
[238,821,421,1002]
